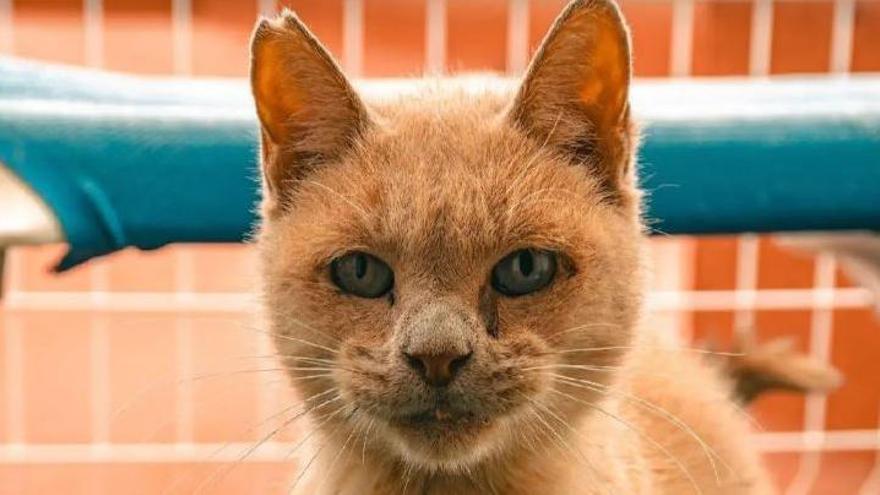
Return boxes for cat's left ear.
[509,0,634,198]
[250,10,370,209]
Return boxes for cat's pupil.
[355,254,368,279]
[518,251,534,277]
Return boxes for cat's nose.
[403,350,472,387]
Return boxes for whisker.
[550,345,745,358]
[245,326,340,355]
[303,179,371,224]
[311,411,360,493]
[545,372,732,484]
[283,402,350,462]
[547,387,704,495]
[192,394,342,495]
[541,322,623,342]
[205,388,340,464]
[516,392,611,495]
[522,363,621,373]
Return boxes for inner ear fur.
[509,0,635,200]
[250,10,370,206]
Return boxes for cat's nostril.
[405,352,427,375]
[403,350,472,387]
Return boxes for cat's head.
[252,0,642,473]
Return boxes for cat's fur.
[251,1,777,493]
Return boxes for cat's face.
[253,0,641,472]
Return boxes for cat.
[249,1,833,493]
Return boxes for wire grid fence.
[1,0,879,493]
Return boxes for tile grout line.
[89,262,112,448]
[3,248,25,447]
[173,248,196,447]
[425,0,447,75]
[172,0,193,75]
[784,253,837,495]
[343,0,364,77]
[506,0,529,75]
[669,0,695,77]
[83,0,104,68]
[733,234,759,332]
[1,428,879,463]
[749,0,774,77]
[170,3,196,449]
[84,0,110,450]
[674,239,697,343]
[857,409,880,495]
[257,0,277,17]
[829,0,855,74]
[0,0,11,54]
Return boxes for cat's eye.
[491,249,557,297]
[330,252,394,298]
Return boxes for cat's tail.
[720,329,844,404]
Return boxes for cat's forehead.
[292,102,609,264]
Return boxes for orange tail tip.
[723,330,844,404]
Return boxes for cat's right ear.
[250,11,369,208]
[508,0,634,201]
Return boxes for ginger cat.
[249,1,808,493]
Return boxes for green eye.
[491,249,557,297]
[330,252,394,298]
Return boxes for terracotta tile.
[156,462,294,495]
[763,452,801,492]
[692,1,751,76]
[648,238,693,291]
[281,0,344,62]
[620,0,673,77]
[103,247,176,292]
[192,0,257,76]
[447,0,507,73]
[810,451,876,494]
[0,464,103,495]
[186,244,259,293]
[835,266,856,288]
[16,245,93,292]
[528,0,568,55]
[0,314,10,443]
[826,309,880,430]
[103,0,174,74]
[852,1,880,72]
[0,463,294,495]
[107,313,178,443]
[20,311,92,443]
[12,0,84,64]
[757,238,815,290]
[529,0,673,77]
[364,0,426,77]
[692,236,737,291]
[690,310,734,348]
[770,1,834,74]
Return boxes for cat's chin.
[384,408,507,469]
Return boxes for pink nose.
[404,351,472,387]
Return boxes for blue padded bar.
[1,57,878,270]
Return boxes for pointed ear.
[509,0,634,199]
[250,10,369,205]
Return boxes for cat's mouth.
[389,406,490,434]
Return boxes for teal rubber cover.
[1,57,878,270]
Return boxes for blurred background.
[1,0,879,493]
